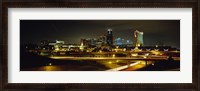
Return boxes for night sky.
[20,20,180,48]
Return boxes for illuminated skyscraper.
[134,30,144,48]
[106,28,113,45]
[114,37,123,45]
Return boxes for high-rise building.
[90,38,97,46]
[48,40,65,51]
[114,38,133,45]
[80,38,97,47]
[98,36,106,44]
[56,40,65,44]
[114,37,124,45]
[126,40,133,45]
[96,36,106,46]
[106,29,113,45]
[80,38,89,46]
[134,30,144,47]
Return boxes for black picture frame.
[1,0,199,91]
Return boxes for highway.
[50,56,180,61]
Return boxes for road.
[50,56,180,61]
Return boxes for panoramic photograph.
[20,20,180,71]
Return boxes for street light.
[108,61,112,64]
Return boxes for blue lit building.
[114,38,133,46]
[114,37,123,45]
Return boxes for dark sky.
[20,20,180,48]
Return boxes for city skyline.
[20,20,180,48]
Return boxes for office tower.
[134,30,144,48]
[106,28,113,45]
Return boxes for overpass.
[50,56,180,61]
[50,56,180,71]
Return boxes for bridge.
[50,56,180,61]
[49,56,180,71]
